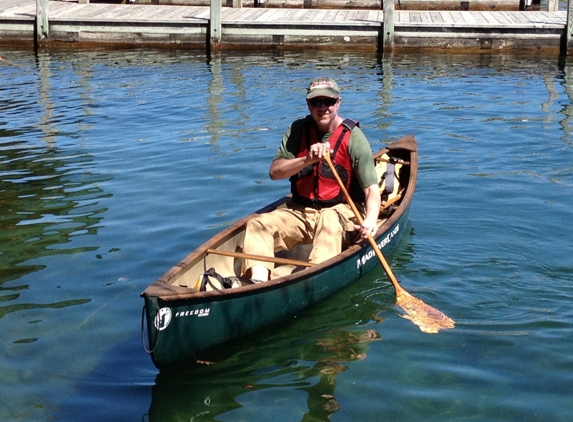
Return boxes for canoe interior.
[168,197,393,291]
[144,134,417,300]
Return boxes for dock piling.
[382,0,394,52]
[35,0,49,47]
[210,0,222,50]
[568,0,573,54]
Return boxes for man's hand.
[355,220,377,239]
[307,144,331,163]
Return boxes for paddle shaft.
[323,153,406,296]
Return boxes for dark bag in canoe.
[197,268,255,292]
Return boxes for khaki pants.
[242,202,358,275]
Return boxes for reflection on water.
[147,257,404,421]
[1,48,573,422]
[1,55,111,336]
[150,298,383,421]
[0,140,110,282]
[1,50,111,319]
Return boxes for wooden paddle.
[324,153,455,334]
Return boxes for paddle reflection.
[148,327,381,421]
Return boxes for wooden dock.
[0,0,569,53]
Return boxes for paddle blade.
[396,291,455,334]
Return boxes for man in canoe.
[242,76,381,282]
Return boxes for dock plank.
[471,11,490,25]
[397,11,409,24]
[253,9,282,22]
[367,10,383,23]
[461,11,478,25]
[441,11,455,25]
[355,10,370,22]
[490,10,511,24]
[242,8,271,21]
[539,11,564,24]
[2,2,35,17]
[419,12,432,24]
[82,5,129,20]
[313,9,330,22]
[480,11,500,25]
[222,8,248,20]
[449,11,466,25]
[429,11,444,24]
[227,7,262,21]
[509,11,531,24]
[346,10,359,21]
[286,8,311,23]
[323,9,340,22]
[127,6,169,21]
[94,5,137,20]
[45,2,86,17]
[158,5,196,20]
[0,0,29,12]
[191,7,211,20]
[334,10,349,22]
[300,9,320,22]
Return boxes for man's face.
[307,96,341,129]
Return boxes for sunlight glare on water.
[1,48,572,421]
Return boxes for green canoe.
[141,135,418,370]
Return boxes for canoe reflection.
[148,327,381,421]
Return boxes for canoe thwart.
[381,193,402,212]
[375,157,411,166]
[206,248,315,268]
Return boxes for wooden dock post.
[562,0,573,55]
[210,0,222,51]
[382,0,394,52]
[35,0,49,47]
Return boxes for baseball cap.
[306,77,340,99]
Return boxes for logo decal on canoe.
[154,307,172,331]
[174,308,210,319]
[357,224,400,269]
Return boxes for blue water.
[1,48,572,421]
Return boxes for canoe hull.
[143,206,410,370]
[142,136,417,370]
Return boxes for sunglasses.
[308,97,339,107]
